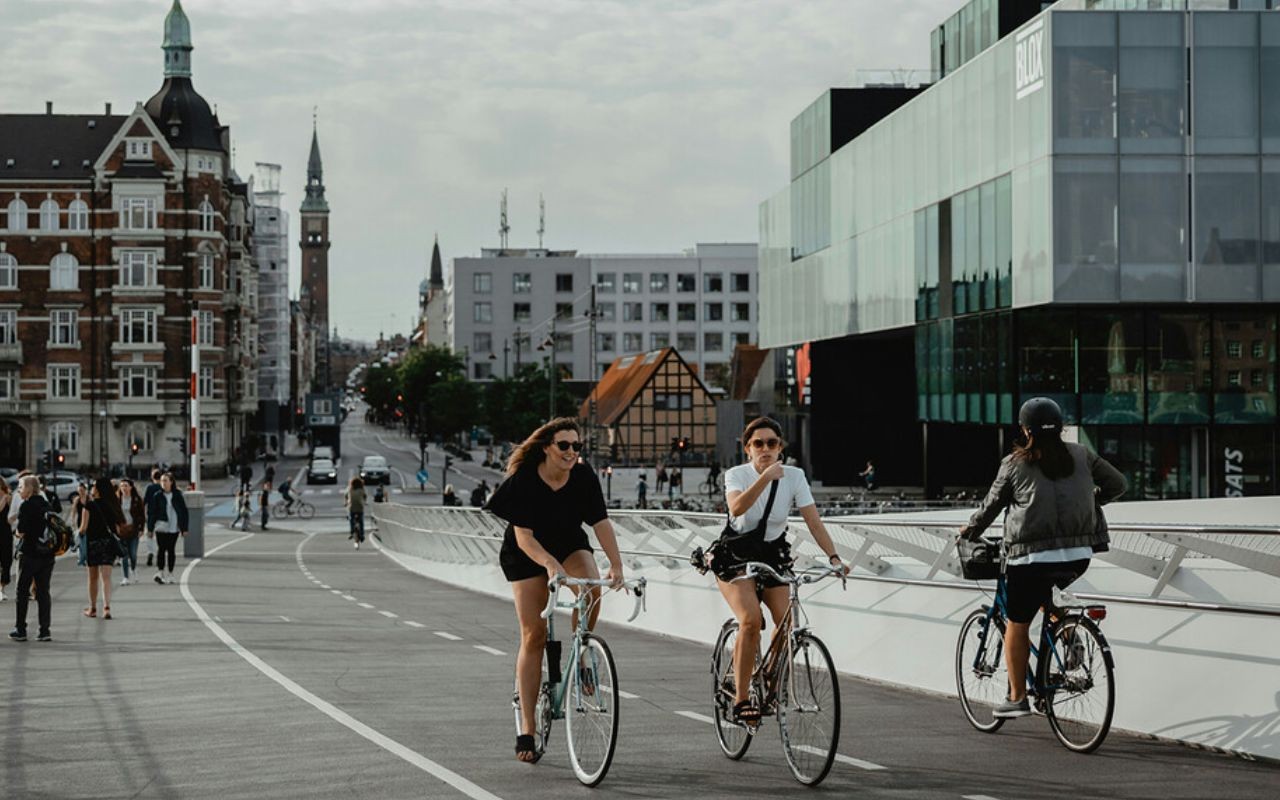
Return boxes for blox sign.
[1015,19,1045,100]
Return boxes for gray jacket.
[967,443,1127,560]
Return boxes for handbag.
[691,481,780,577]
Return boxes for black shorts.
[713,537,793,589]
[499,527,593,583]
[1004,559,1090,624]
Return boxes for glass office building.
[760,0,1280,498]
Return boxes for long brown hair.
[93,477,125,526]
[506,417,581,477]
[1012,429,1075,480]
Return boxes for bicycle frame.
[971,574,1085,699]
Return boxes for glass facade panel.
[1193,13,1259,154]
[1082,426,1146,501]
[951,192,968,315]
[1264,14,1280,153]
[915,209,928,321]
[980,182,997,310]
[1265,158,1280,300]
[1119,157,1186,301]
[1118,13,1185,154]
[1146,312,1211,424]
[1195,157,1260,301]
[790,160,831,259]
[1054,157,1119,300]
[1080,311,1145,424]
[1019,309,1078,422]
[995,174,1012,308]
[965,187,982,311]
[1054,12,1117,154]
[1213,312,1276,423]
[1213,427,1275,497]
[1144,428,1201,500]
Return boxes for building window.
[473,272,492,294]
[198,199,215,232]
[555,332,573,353]
[49,309,78,345]
[0,310,16,344]
[119,197,158,230]
[198,366,214,398]
[48,365,80,399]
[1253,340,1267,359]
[198,420,219,452]
[0,253,15,289]
[49,421,79,452]
[597,332,615,351]
[126,139,153,160]
[704,273,723,293]
[623,302,642,322]
[704,332,724,352]
[596,272,615,293]
[731,302,750,322]
[473,362,493,380]
[649,273,669,293]
[198,253,215,289]
[597,302,616,322]
[653,393,693,411]
[67,199,88,231]
[126,424,153,452]
[1193,13,1260,155]
[513,302,531,323]
[473,302,492,323]
[119,250,158,287]
[1227,370,1242,387]
[677,303,696,322]
[704,302,723,321]
[623,332,643,352]
[733,332,750,346]
[555,273,573,293]
[555,302,573,320]
[197,310,214,345]
[513,273,532,293]
[474,332,492,353]
[1252,370,1265,389]
[0,371,16,400]
[650,333,669,350]
[39,199,60,231]
[677,332,696,352]
[1226,340,1242,359]
[120,366,158,399]
[676,273,696,292]
[731,273,750,292]
[50,253,78,290]
[651,303,669,322]
[119,308,157,344]
[622,273,642,293]
[5,199,28,232]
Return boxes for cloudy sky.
[6,0,941,341]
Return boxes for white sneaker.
[0,588,7,602]
[120,577,130,587]
[166,572,176,585]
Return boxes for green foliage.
[427,376,483,437]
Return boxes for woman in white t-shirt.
[717,417,846,725]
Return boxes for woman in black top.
[81,477,124,620]
[485,417,625,764]
[0,480,12,601]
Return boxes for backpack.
[41,512,75,557]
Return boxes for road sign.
[416,469,429,486]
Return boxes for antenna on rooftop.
[537,193,546,249]
[499,188,510,250]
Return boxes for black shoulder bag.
[691,480,780,578]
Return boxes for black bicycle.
[955,538,1116,753]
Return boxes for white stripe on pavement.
[379,610,398,618]
[675,710,716,725]
[341,594,356,602]
[600,686,640,700]
[405,621,426,629]
[473,645,506,656]
[962,796,1003,800]
[180,534,505,800]
[434,631,463,641]
[795,745,887,771]
[358,602,375,609]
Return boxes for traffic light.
[673,437,689,453]
[40,450,51,472]
[54,450,65,467]
[444,454,453,469]
[130,442,140,456]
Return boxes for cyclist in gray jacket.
[960,397,1127,719]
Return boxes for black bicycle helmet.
[1018,396,1064,432]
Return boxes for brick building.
[0,0,257,473]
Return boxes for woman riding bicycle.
[959,397,1126,719]
[716,417,845,726]
[484,417,625,764]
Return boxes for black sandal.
[732,700,761,725]
[515,734,541,764]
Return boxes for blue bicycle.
[955,539,1116,753]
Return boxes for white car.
[359,455,391,485]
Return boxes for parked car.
[307,458,338,485]
[359,455,391,485]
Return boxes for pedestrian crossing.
[306,487,410,496]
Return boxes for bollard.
[184,490,205,559]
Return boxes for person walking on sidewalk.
[345,477,367,548]
[142,468,163,568]
[0,480,13,603]
[636,473,648,509]
[116,479,144,586]
[232,486,253,531]
[259,481,271,531]
[81,478,123,620]
[146,473,188,585]
[71,483,90,568]
[10,475,53,642]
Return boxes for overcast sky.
[5,0,941,341]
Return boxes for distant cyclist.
[959,397,1127,719]
[345,476,366,548]
[278,476,296,514]
[485,417,625,764]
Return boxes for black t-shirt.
[487,462,608,544]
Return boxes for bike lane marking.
[674,710,888,772]
[435,631,464,641]
[180,532,505,800]
[474,645,506,656]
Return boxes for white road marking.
[330,589,341,595]
[279,616,291,623]
[341,594,356,602]
[179,534,505,800]
[358,602,375,609]
[962,796,1002,800]
[321,584,331,589]
[405,621,426,629]
[795,745,887,771]
[675,710,715,725]
[473,645,506,656]
[379,610,398,618]
[600,686,640,700]
[434,631,463,641]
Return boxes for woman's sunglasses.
[553,440,584,452]
[749,437,782,450]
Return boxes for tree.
[428,376,483,439]
[362,363,401,423]
[398,344,465,433]
[484,364,577,443]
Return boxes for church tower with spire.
[300,119,331,388]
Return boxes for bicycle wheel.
[271,501,287,520]
[1045,617,1114,753]
[564,633,619,786]
[777,632,840,786]
[710,620,753,760]
[955,608,1008,733]
[297,502,316,520]
[511,677,553,762]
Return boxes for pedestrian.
[264,463,276,487]
[470,480,490,507]
[670,467,683,499]
[0,480,12,602]
[858,460,877,492]
[237,461,253,493]
[345,476,366,548]
[142,468,163,567]
[706,460,721,496]
[10,475,54,641]
[655,463,668,493]
[232,486,252,531]
[116,479,144,586]
[145,472,189,585]
[259,480,272,531]
[636,473,648,509]
[70,483,90,568]
[81,478,123,620]
[442,484,460,507]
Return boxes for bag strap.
[725,479,780,538]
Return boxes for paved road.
[4,514,1276,799]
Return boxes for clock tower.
[300,120,331,387]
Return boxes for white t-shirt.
[724,463,815,542]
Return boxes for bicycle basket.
[957,538,1002,580]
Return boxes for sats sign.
[1015,19,1045,100]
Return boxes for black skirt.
[713,536,793,589]
[85,534,118,567]
[499,526,593,583]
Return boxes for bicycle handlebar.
[540,575,648,622]
[730,558,848,589]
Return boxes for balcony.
[0,342,21,363]
[0,400,34,416]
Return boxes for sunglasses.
[553,440,584,452]
[749,437,782,450]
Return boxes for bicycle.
[955,538,1116,753]
[710,559,846,786]
[271,497,315,520]
[512,574,647,786]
